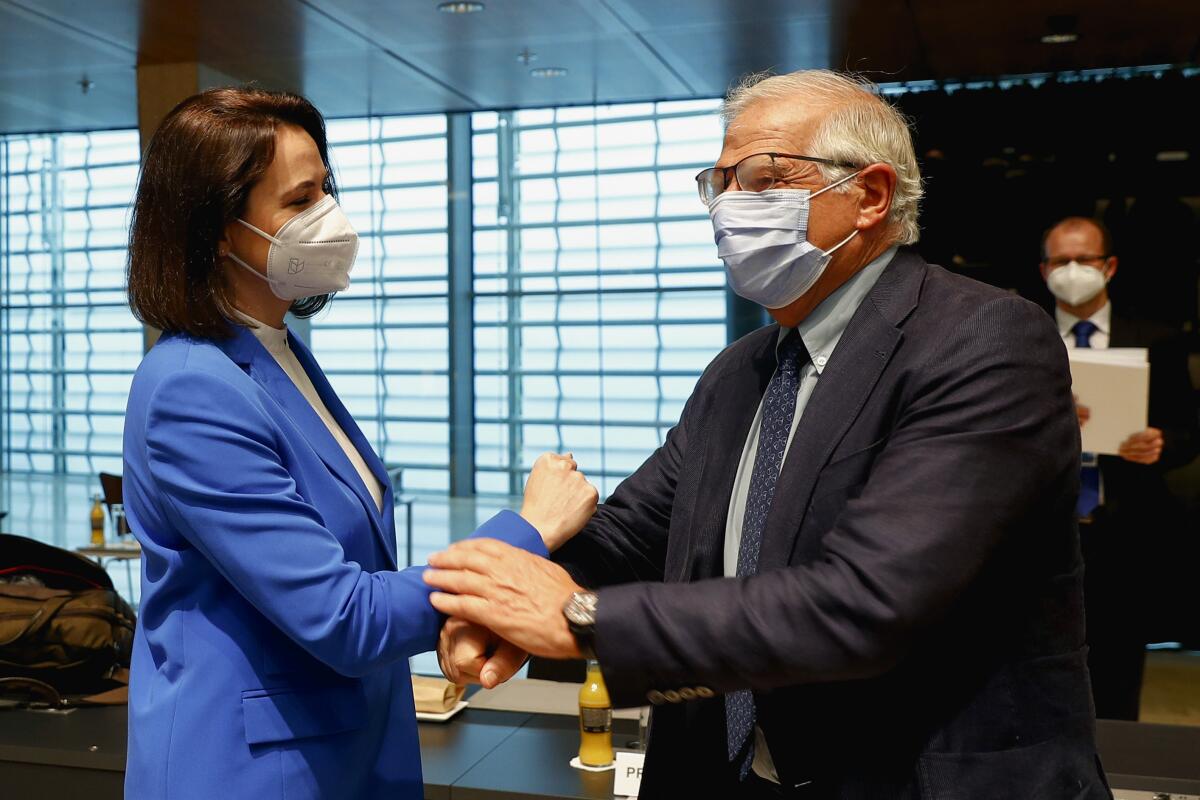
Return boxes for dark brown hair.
[127,87,338,338]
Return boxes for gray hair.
[722,70,923,245]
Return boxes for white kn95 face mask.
[227,195,359,301]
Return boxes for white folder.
[1067,347,1150,456]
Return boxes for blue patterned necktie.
[726,329,809,779]
[1072,320,1101,518]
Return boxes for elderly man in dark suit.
[424,70,1110,799]
[1041,216,1200,721]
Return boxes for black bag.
[0,533,136,703]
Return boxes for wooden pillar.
[134,63,245,351]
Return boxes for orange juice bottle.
[578,659,614,767]
[89,494,105,546]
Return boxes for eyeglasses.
[1045,254,1110,269]
[695,152,858,206]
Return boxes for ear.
[1039,262,1051,282]
[854,162,897,233]
[1105,256,1118,280]
[218,224,235,259]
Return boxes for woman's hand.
[519,452,599,552]
[437,617,527,688]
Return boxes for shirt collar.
[232,309,289,356]
[777,246,898,374]
[1055,301,1110,337]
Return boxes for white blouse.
[239,312,384,512]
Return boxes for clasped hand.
[428,452,597,688]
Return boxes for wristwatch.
[562,591,599,660]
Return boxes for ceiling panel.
[366,32,691,112]
[0,1,135,132]
[302,0,691,110]
[600,0,837,94]
[839,0,1200,82]
[642,17,835,99]
[0,0,1197,135]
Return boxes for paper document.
[1067,348,1149,455]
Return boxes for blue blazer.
[122,324,544,799]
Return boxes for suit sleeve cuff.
[469,509,549,558]
[592,583,659,708]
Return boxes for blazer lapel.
[757,252,925,571]
[288,333,398,567]
[219,326,397,569]
[670,330,778,582]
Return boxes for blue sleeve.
[143,369,544,677]
[468,509,548,557]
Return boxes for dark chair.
[98,472,123,510]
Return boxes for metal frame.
[447,111,476,497]
[1,131,141,475]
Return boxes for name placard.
[613,750,645,798]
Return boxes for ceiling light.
[530,67,568,78]
[1041,14,1078,45]
[438,2,484,13]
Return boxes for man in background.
[1042,216,1200,720]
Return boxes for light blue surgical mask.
[707,171,860,309]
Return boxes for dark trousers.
[740,773,834,800]
[1080,510,1146,721]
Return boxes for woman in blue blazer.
[121,88,596,799]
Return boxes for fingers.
[424,567,491,596]
[439,618,486,684]
[1119,429,1163,454]
[535,451,578,471]
[430,591,493,627]
[1119,449,1161,465]
[450,629,489,685]
[481,640,528,689]
[1118,436,1162,464]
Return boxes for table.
[76,544,140,609]
[0,700,636,800]
[0,702,1196,799]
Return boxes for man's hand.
[520,452,599,551]
[1118,427,1163,465]
[424,539,585,660]
[437,617,527,689]
[1073,393,1090,428]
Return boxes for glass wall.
[310,115,452,494]
[1,98,730,502]
[471,100,727,497]
[0,130,142,475]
